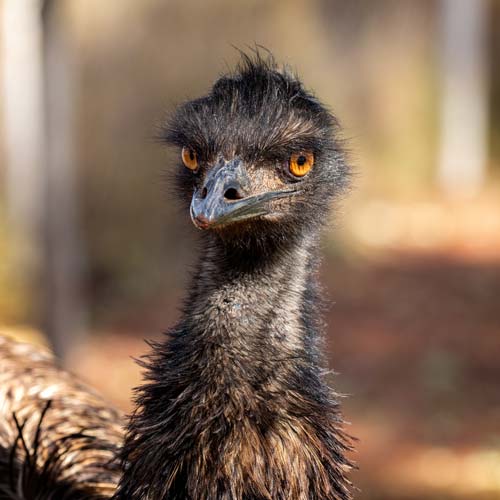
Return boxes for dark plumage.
[116,54,353,500]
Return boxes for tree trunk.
[41,0,87,361]
[438,0,489,197]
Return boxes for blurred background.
[1,0,499,498]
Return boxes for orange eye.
[182,147,198,171]
[289,151,314,177]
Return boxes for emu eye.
[182,147,198,171]
[289,152,314,177]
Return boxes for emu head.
[164,54,349,250]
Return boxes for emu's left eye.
[182,147,198,171]
[289,152,314,177]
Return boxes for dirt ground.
[327,252,500,499]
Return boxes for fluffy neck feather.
[116,231,352,500]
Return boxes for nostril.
[200,187,208,199]
[224,188,242,201]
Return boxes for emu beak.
[190,159,299,230]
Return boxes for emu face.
[165,57,348,242]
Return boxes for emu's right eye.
[182,147,198,171]
[289,151,314,177]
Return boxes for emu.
[0,54,353,500]
[0,336,122,499]
[116,54,353,499]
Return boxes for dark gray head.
[164,53,349,252]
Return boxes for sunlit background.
[1,1,500,498]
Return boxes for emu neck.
[185,233,319,367]
[117,230,352,500]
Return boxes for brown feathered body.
[0,335,123,499]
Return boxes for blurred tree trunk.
[438,0,489,197]
[1,0,45,337]
[2,0,44,240]
[2,0,86,362]
[41,0,86,362]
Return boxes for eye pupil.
[297,156,306,166]
[189,151,195,161]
